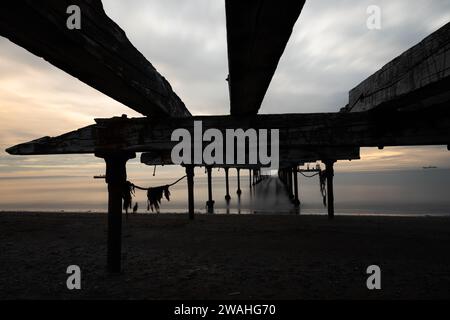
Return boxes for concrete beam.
[346,22,450,113]
[226,0,305,115]
[6,110,450,157]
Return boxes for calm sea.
[1,169,450,216]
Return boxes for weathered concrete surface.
[226,0,306,116]
[347,22,450,113]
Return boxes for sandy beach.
[0,212,449,300]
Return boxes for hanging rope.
[131,175,187,190]
[299,171,320,178]
[147,186,170,212]
[122,175,187,214]
[298,170,327,207]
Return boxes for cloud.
[0,0,449,177]
[101,0,229,115]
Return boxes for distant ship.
[422,166,438,169]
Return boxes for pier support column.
[255,169,260,184]
[224,167,231,202]
[249,169,252,189]
[206,166,214,213]
[288,168,294,199]
[186,165,195,220]
[281,170,285,183]
[293,167,300,207]
[324,160,336,219]
[96,151,136,273]
[236,168,242,196]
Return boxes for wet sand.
[0,212,449,299]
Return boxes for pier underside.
[2,1,450,273]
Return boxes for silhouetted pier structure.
[2,1,450,272]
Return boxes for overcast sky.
[0,0,450,178]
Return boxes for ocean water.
[1,169,450,216]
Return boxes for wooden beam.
[6,109,450,157]
[0,0,191,118]
[226,0,305,115]
[140,151,331,168]
[346,22,450,113]
[279,147,359,168]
